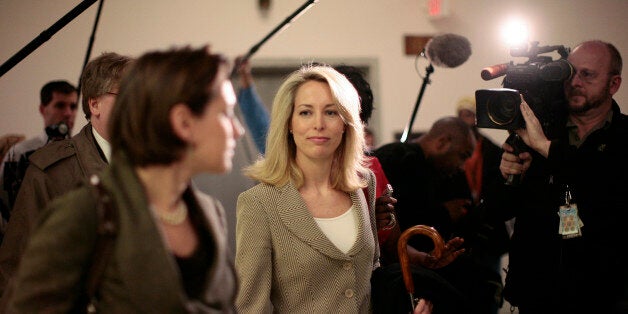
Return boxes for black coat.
[486,102,628,313]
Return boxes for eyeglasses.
[572,69,615,84]
[105,91,118,96]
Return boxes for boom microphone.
[425,33,472,68]
[45,121,69,141]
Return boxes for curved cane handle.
[397,225,446,296]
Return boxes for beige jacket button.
[344,289,354,298]
[343,262,352,270]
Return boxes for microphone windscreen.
[58,122,69,136]
[426,33,472,68]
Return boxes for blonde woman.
[235,65,432,313]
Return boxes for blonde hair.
[245,64,368,192]
[455,96,476,114]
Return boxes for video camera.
[475,41,574,140]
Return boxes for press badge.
[557,186,583,239]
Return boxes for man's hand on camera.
[515,96,551,158]
[500,142,533,179]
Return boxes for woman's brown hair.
[110,46,229,166]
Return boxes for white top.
[314,205,358,254]
[0,132,48,187]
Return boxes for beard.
[565,80,611,115]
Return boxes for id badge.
[558,203,583,239]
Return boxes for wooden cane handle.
[397,225,446,295]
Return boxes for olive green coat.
[8,152,237,313]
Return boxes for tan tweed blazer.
[235,172,378,313]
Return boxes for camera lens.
[487,92,519,125]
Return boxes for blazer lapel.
[275,182,367,260]
[346,190,368,256]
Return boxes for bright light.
[501,18,530,48]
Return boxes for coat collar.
[29,123,107,176]
[274,181,370,260]
[100,152,189,312]
[74,123,108,173]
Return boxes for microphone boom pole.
[232,0,319,75]
[243,0,318,61]
[400,63,434,143]
[0,0,98,78]
[399,33,471,142]
[78,0,106,95]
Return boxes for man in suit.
[0,52,133,304]
[0,80,78,213]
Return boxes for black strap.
[85,174,118,312]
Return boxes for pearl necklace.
[153,201,188,225]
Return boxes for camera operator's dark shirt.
[487,101,628,313]
[567,109,613,147]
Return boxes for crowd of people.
[0,38,624,314]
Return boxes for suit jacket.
[8,151,237,313]
[235,172,378,314]
[0,124,106,298]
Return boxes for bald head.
[573,40,622,76]
[417,116,476,176]
[424,116,473,143]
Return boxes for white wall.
[1,0,627,146]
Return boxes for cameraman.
[496,40,627,313]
